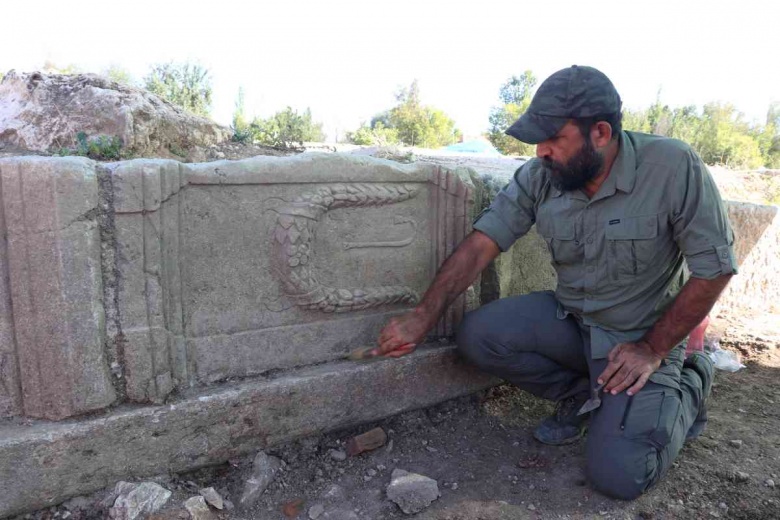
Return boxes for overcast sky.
[3,0,777,141]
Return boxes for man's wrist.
[637,338,668,360]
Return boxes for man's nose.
[536,141,551,159]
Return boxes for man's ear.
[591,121,613,148]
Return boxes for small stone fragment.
[386,469,441,514]
[198,487,223,510]
[308,503,325,519]
[766,479,776,488]
[729,439,743,448]
[184,496,217,520]
[110,482,171,520]
[346,427,388,456]
[329,449,347,461]
[239,451,283,509]
[735,471,750,482]
[528,504,536,511]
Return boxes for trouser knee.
[586,439,653,500]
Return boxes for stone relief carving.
[271,184,420,313]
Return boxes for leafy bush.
[347,80,460,148]
[144,61,212,117]
[57,132,123,160]
[248,107,325,149]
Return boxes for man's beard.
[544,138,604,192]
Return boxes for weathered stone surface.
[0,156,116,419]
[0,71,230,159]
[183,496,217,520]
[0,346,497,517]
[198,487,223,510]
[109,481,171,520]
[715,202,780,315]
[386,468,441,514]
[106,155,473,392]
[238,451,282,508]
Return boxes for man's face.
[536,122,604,192]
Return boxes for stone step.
[0,345,497,517]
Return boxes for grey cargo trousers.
[456,291,707,500]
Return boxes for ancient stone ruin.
[0,154,498,516]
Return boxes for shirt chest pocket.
[538,219,582,266]
[605,214,659,283]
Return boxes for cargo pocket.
[621,387,682,450]
[605,214,659,284]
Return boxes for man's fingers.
[598,360,622,387]
[626,372,651,396]
[609,368,639,394]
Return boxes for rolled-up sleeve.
[670,150,738,279]
[473,163,539,251]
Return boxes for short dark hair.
[575,112,622,141]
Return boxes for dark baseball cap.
[505,65,622,144]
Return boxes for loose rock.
[766,479,776,488]
[184,496,217,520]
[735,471,750,482]
[321,484,346,501]
[329,449,347,462]
[109,481,171,520]
[308,503,325,519]
[386,468,441,514]
[198,487,223,510]
[345,427,388,456]
[729,439,743,448]
[238,451,283,509]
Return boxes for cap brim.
[504,112,569,144]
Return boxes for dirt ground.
[15,311,778,520]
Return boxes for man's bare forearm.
[641,274,732,357]
[412,230,500,327]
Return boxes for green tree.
[348,80,460,148]
[231,87,252,142]
[249,107,326,148]
[487,71,537,156]
[102,65,135,86]
[144,61,213,117]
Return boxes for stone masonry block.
[0,157,116,420]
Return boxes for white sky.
[2,0,777,141]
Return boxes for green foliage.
[347,80,460,148]
[42,61,80,74]
[144,61,213,117]
[103,65,135,86]
[623,98,779,169]
[347,122,400,146]
[57,132,123,160]
[248,107,326,148]
[231,87,252,143]
[488,71,537,156]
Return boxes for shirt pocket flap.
[552,220,575,240]
[605,215,658,240]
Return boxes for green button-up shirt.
[474,131,737,372]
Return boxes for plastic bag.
[708,346,746,372]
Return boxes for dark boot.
[533,392,590,445]
[684,352,715,441]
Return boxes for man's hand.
[371,310,433,358]
[597,341,664,396]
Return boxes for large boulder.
[0,70,231,160]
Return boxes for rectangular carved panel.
[0,157,116,420]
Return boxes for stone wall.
[0,154,498,516]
